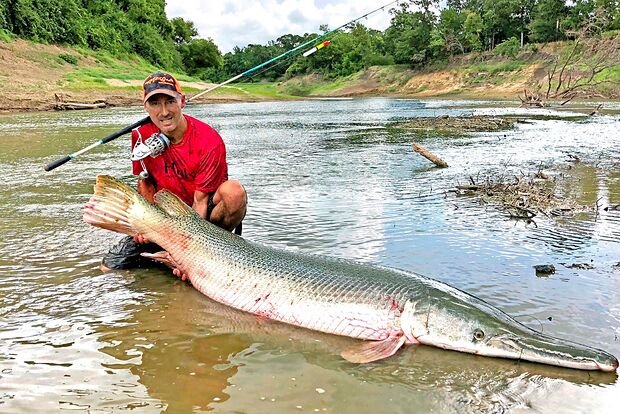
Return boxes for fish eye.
[473,329,485,341]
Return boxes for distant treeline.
[1,0,619,82]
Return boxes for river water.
[0,98,619,413]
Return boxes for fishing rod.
[44,0,399,172]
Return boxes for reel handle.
[44,155,72,172]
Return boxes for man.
[101,71,247,275]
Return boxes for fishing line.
[514,314,545,333]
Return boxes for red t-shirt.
[131,115,228,206]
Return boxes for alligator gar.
[83,175,619,372]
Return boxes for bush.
[59,53,78,64]
[493,37,520,58]
[281,80,312,96]
[524,43,539,54]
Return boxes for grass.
[466,61,525,76]
[236,82,295,98]
[461,60,527,85]
[0,29,13,42]
[307,76,354,95]
[62,49,160,89]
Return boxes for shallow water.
[0,98,619,413]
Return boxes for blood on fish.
[386,295,404,313]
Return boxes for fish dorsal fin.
[154,190,196,217]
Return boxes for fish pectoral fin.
[341,333,406,364]
[141,251,179,269]
[153,190,197,217]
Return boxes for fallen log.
[54,101,107,110]
[413,142,448,168]
[412,143,448,168]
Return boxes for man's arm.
[192,190,211,220]
[137,175,157,203]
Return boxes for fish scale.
[83,175,619,370]
[181,231,411,341]
[163,213,413,341]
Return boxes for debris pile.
[453,170,591,219]
[400,115,518,133]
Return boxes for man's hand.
[134,234,150,244]
[141,251,189,282]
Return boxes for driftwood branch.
[412,143,448,168]
[54,93,108,110]
[55,102,107,110]
[523,20,620,106]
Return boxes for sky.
[165,0,397,53]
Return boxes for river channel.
[0,98,619,413]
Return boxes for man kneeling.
[101,72,247,277]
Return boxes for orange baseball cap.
[142,72,183,103]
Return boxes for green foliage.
[0,0,616,86]
[171,17,198,45]
[564,0,594,32]
[281,79,313,96]
[524,43,539,53]
[0,28,12,42]
[493,37,520,57]
[178,38,222,79]
[482,0,522,47]
[0,0,8,31]
[63,50,159,89]
[436,7,466,56]
[464,11,484,51]
[384,7,433,66]
[468,61,523,75]
[58,53,78,64]
[1,0,182,70]
[529,0,569,42]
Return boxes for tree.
[515,0,536,47]
[385,6,433,66]
[0,0,9,31]
[178,38,222,79]
[411,0,440,22]
[564,0,595,33]
[463,11,484,52]
[275,33,305,50]
[7,0,87,45]
[529,0,569,43]
[436,7,466,56]
[523,29,620,105]
[171,17,198,45]
[482,0,521,49]
[593,0,620,30]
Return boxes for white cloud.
[165,0,396,53]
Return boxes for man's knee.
[216,180,247,212]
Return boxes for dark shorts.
[102,236,165,270]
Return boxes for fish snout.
[598,355,619,372]
[514,332,620,372]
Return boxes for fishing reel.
[132,132,170,161]
[131,132,170,179]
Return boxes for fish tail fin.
[82,175,147,237]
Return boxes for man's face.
[144,94,186,136]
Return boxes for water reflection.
[98,273,251,412]
[100,277,617,413]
